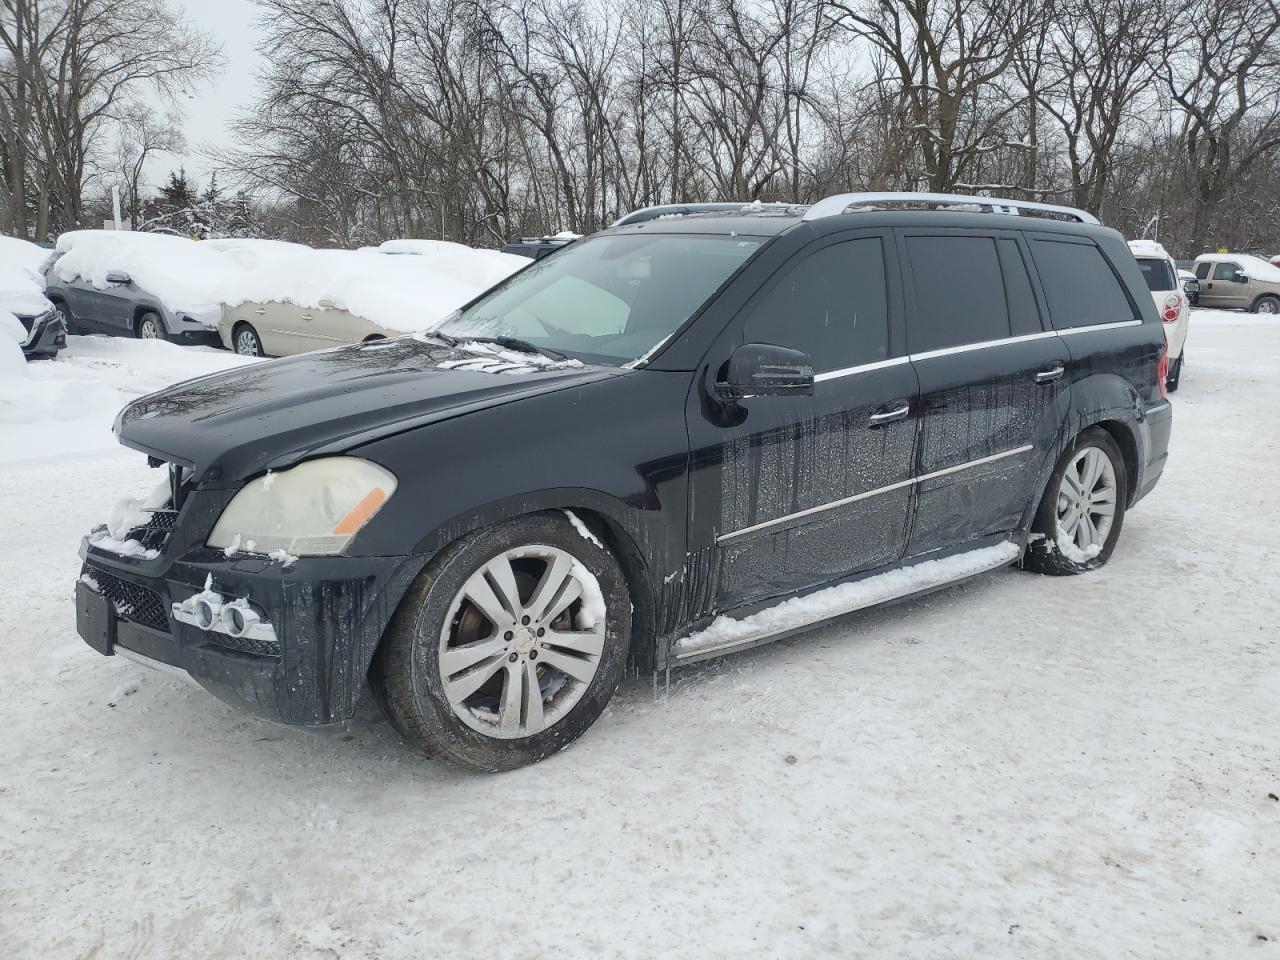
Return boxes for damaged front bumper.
[76,536,420,726]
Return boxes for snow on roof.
[52,230,242,316]
[368,239,471,257]
[1195,252,1280,282]
[222,246,527,333]
[48,231,527,333]
[1127,238,1171,260]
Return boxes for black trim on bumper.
[77,543,423,726]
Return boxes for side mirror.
[716,343,814,400]
[105,270,131,285]
[1233,271,1249,284]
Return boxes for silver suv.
[1192,254,1280,314]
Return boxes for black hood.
[116,337,621,482]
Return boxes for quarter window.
[1212,261,1241,281]
[905,235,1012,352]
[1135,258,1177,292]
[1030,239,1136,330]
[1194,261,1212,280]
[743,238,890,373]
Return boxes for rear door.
[687,231,920,610]
[898,229,1070,557]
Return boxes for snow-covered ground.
[1,315,1278,958]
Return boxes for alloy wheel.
[438,544,606,739]
[1258,298,1279,315]
[139,318,161,339]
[1056,446,1117,554]
[235,329,260,356]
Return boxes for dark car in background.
[76,191,1171,772]
[500,234,578,260]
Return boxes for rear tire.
[1022,427,1129,576]
[232,322,264,357]
[135,312,165,340]
[1165,352,1183,392]
[1253,294,1280,315]
[372,512,632,772]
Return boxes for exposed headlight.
[207,457,397,557]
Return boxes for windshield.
[1136,257,1176,292]
[434,233,764,365]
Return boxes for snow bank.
[676,541,1022,656]
[51,230,240,319]
[0,236,55,317]
[1,336,258,466]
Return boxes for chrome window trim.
[1056,319,1142,336]
[717,444,1034,544]
[908,329,1058,363]
[814,355,911,382]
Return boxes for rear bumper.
[77,540,422,726]
[1135,400,1172,504]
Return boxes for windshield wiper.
[424,330,459,347]
[466,335,568,362]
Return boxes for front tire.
[373,512,632,772]
[135,312,165,340]
[232,322,264,357]
[1253,294,1280,315]
[1023,427,1129,576]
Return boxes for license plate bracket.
[76,579,116,656]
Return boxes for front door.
[686,231,920,611]
[1199,260,1248,308]
[897,229,1071,557]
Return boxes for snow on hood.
[422,337,584,375]
[221,246,527,333]
[0,236,54,318]
[52,230,236,317]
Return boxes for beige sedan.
[218,300,398,357]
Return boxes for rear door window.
[1029,239,1137,330]
[1194,261,1212,280]
[997,239,1043,336]
[743,237,890,373]
[1136,258,1177,292]
[904,235,1011,352]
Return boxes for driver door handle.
[869,402,910,427]
[1035,363,1065,384]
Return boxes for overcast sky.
[157,0,264,187]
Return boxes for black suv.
[76,192,1172,771]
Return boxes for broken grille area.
[85,567,169,633]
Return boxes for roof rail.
[801,191,1100,225]
[614,201,796,227]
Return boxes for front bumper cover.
[77,539,421,726]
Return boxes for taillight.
[1162,293,1181,323]
[1157,342,1169,398]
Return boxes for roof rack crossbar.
[801,191,1099,225]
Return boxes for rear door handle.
[869,402,910,427]
[1035,363,1065,384]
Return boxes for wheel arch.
[1250,292,1280,313]
[131,303,165,333]
[360,491,660,691]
